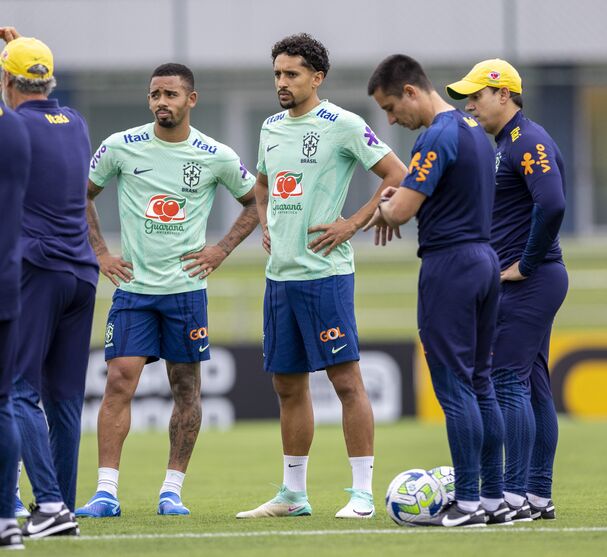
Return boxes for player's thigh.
[43,279,96,401]
[263,278,308,373]
[529,329,553,404]
[0,319,18,399]
[492,262,568,380]
[158,289,210,363]
[15,262,71,390]
[104,289,161,363]
[290,274,360,372]
[418,246,494,381]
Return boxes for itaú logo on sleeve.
[319,327,345,343]
[144,194,186,222]
[272,171,303,199]
[189,327,208,340]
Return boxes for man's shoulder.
[261,109,289,129]
[189,127,239,161]
[0,104,23,129]
[315,101,364,129]
[106,123,154,148]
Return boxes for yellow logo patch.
[410,151,437,182]
[510,126,521,142]
[45,113,70,124]
[521,143,552,175]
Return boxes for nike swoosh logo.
[332,344,348,354]
[288,505,305,513]
[199,345,209,353]
[134,168,153,175]
[25,510,69,534]
[353,509,374,516]
[442,511,478,527]
[266,144,279,152]
[288,464,303,468]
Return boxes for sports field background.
[90,235,607,346]
[17,419,607,557]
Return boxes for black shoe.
[507,500,533,522]
[484,502,514,525]
[21,504,79,539]
[427,501,486,527]
[0,524,24,549]
[529,499,556,520]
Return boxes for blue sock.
[493,368,535,497]
[43,396,83,512]
[477,394,505,499]
[430,365,483,502]
[0,398,20,518]
[527,392,558,499]
[12,379,63,504]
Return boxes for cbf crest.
[301,132,319,163]
[105,322,114,347]
[183,162,202,187]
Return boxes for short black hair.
[367,54,433,97]
[488,86,524,109]
[150,63,195,92]
[271,33,330,76]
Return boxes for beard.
[156,116,177,128]
[278,90,295,109]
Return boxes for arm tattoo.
[217,197,259,256]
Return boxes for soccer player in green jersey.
[75,63,258,518]
[236,34,407,519]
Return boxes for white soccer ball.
[385,468,447,526]
[428,465,455,502]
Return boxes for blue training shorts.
[104,289,210,364]
[263,273,360,373]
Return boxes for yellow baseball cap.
[0,37,54,80]
[446,59,522,100]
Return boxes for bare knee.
[104,358,144,403]
[272,373,309,403]
[168,362,201,407]
[328,364,365,402]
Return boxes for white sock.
[38,502,63,513]
[504,491,525,507]
[97,467,119,498]
[283,455,308,493]
[480,496,504,511]
[16,461,22,499]
[0,518,18,530]
[527,493,551,507]
[457,499,480,512]
[160,469,185,497]
[349,456,374,494]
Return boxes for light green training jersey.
[90,123,254,294]
[258,100,391,281]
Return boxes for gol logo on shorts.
[319,327,345,343]
[189,327,208,340]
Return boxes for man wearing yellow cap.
[447,60,568,521]
[1,27,99,538]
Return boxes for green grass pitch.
[18,418,607,557]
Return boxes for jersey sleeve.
[257,126,268,175]
[338,114,391,170]
[89,135,120,187]
[402,122,458,197]
[510,134,566,276]
[214,146,255,199]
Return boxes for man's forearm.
[86,199,109,257]
[217,200,259,256]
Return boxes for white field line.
[32,526,607,542]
